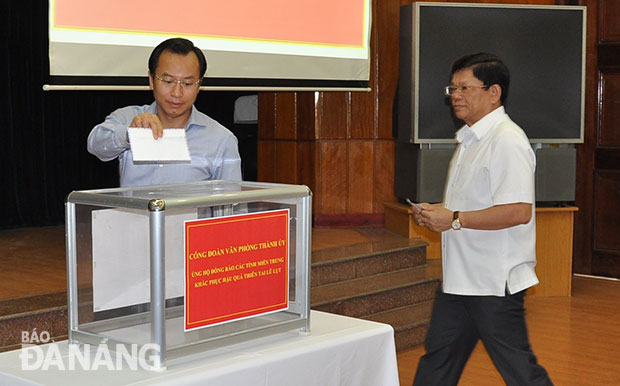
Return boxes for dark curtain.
[0,2,253,229]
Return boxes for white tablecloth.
[0,311,399,386]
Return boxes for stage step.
[311,237,427,287]
[311,232,440,351]
[0,292,67,352]
[363,301,434,352]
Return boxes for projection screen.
[47,0,372,91]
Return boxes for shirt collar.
[150,102,202,130]
[455,106,506,145]
[185,106,202,130]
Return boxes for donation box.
[65,180,312,369]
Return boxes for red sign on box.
[184,209,289,331]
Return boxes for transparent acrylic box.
[65,180,312,369]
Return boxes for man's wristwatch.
[451,211,462,230]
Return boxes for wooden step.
[363,302,434,351]
[311,237,428,287]
[0,292,67,352]
[310,230,440,352]
[311,267,439,318]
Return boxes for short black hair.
[451,53,510,104]
[148,38,207,78]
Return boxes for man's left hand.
[415,205,452,232]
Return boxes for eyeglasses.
[444,85,489,96]
[154,74,202,89]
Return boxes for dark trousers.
[413,290,553,386]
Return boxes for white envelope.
[127,127,191,162]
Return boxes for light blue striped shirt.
[87,102,242,187]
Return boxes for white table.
[0,311,399,386]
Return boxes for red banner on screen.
[184,209,289,331]
[53,0,367,47]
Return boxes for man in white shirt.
[88,38,241,187]
[411,53,552,385]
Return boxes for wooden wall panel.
[351,91,376,139]
[349,0,379,140]
[593,171,620,252]
[599,0,620,42]
[257,140,276,182]
[258,93,276,140]
[591,252,620,277]
[374,140,396,213]
[275,93,297,139]
[297,141,316,191]
[296,92,317,140]
[595,148,620,170]
[589,0,620,277]
[257,140,317,189]
[318,92,349,140]
[347,141,375,213]
[316,141,348,214]
[274,141,298,184]
[573,0,600,274]
[376,0,400,140]
[599,72,620,146]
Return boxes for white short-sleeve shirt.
[442,106,539,296]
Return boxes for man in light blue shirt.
[88,38,241,187]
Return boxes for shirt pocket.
[450,162,493,209]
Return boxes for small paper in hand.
[405,198,424,211]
